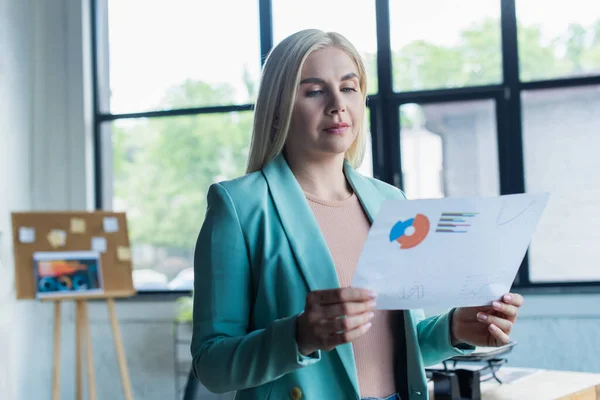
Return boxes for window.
[358,107,374,178]
[272,0,378,95]
[389,0,502,92]
[96,0,258,292]
[400,100,499,200]
[522,86,600,282]
[517,0,600,82]
[106,114,252,291]
[105,0,260,113]
[93,0,600,292]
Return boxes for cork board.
[11,211,136,300]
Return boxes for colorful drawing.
[389,214,430,249]
[436,212,478,233]
[33,251,103,298]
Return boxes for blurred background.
[1,0,599,399]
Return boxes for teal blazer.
[191,154,473,400]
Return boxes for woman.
[191,29,523,400]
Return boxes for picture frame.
[33,250,104,299]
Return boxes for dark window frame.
[91,0,600,295]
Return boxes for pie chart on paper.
[389,214,430,249]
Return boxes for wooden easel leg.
[82,301,96,400]
[107,298,133,400]
[52,301,62,400]
[76,301,83,400]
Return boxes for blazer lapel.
[262,155,408,398]
[263,154,362,396]
[343,161,385,223]
[261,153,340,292]
[403,311,427,395]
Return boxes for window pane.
[106,0,260,113]
[390,0,502,92]
[357,107,374,178]
[400,100,499,199]
[106,113,253,291]
[517,0,600,81]
[272,0,378,95]
[522,86,600,282]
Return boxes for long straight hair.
[246,29,369,173]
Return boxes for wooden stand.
[51,297,133,400]
[10,212,137,399]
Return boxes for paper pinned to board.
[351,192,550,310]
[18,227,36,243]
[91,237,107,253]
[117,246,131,261]
[70,218,86,234]
[47,229,67,248]
[103,217,119,233]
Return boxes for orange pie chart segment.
[397,214,430,249]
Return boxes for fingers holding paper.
[495,293,524,321]
[477,312,513,344]
[451,292,524,347]
[295,287,377,355]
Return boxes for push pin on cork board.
[11,211,136,400]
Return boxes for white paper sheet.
[91,237,107,253]
[103,217,119,233]
[18,227,35,243]
[351,193,550,310]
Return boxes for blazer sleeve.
[190,183,320,394]
[414,309,475,367]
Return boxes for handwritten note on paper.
[351,193,550,310]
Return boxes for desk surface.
[429,368,600,400]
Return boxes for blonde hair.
[246,29,369,173]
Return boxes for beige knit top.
[305,191,397,398]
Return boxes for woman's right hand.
[295,287,377,356]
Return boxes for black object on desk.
[432,369,483,400]
[427,342,517,400]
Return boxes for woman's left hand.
[451,293,524,347]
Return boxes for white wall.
[1,0,35,397]
[0,1,180,399]
[0,1,30,398]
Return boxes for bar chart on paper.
[435,212,478,233]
